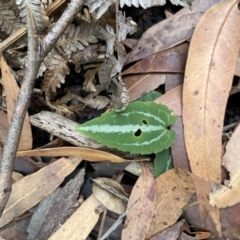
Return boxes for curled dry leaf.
[146,168,195,238]
[123,73,166,102]
[92,177,129,214]
[48,194,105,240]
[17,147,130,162]
[1,54,32,150]
[182,0,240,183]
[210,124,240,208]
[121,164,156,240]
[155,85,182,117]
[0,157,82,228]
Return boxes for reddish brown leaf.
[165,73,184,92]
[155,85,182,116]
[123,73,166,102]
[123,44,188,75]
[182,0,240,183]
[170,117,190,171]
[122,164,156,240]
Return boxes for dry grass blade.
[182,0,240,183]
[0,157,81,228]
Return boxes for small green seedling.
[76,101,177,154]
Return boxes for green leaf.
[76,101,177,154]
[154,148,173,178]
[136,91,162,102]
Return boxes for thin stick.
[0,0,84,216]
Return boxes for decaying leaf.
[1,54,32,151]
[182,0,240,183]
[92,177,129,214]
[146,168,195,238]
[0,157,82,228]
[48,194,105,240]
[77,101,177,154]
[122,164,156,240]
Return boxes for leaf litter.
[1,0,240,239]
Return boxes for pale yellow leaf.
[49,194,105,240]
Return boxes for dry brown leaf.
[123,44,188,75]
[147,168,195,238]
[17,147,129,162]
[125,0,221,64]
[0,157,81,228]
[182,0,240,183]
[123,73,166,102]
[210,124,240,208]
[155,85,182,116]
[48,194,105,240]
[122,164,156,240]
[165,73,184,92]
[150,219,187,240]
[92,177,129,214]
[0,54,32,150]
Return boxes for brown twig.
[0,0,84,216]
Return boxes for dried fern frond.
[71,93,110,110]
[119,0,193,9]
[84,0,115,19]
[15,0,48,32]
[114,76,129,112]
[97,25,115,56]
[42,51,70,93]
[0,3,23,37]
[83,64,100,92]
[117,11,137,42]
[57,23,99,57]
[98,56,117,89]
